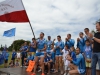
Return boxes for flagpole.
[13,36,15,50]
[21,0,35,38]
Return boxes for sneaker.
[25,66,28,68]
[38,69,41,72]
[31,73,36,75]
[41,73,45,75]
[61,71,63,74]
[64,73,66,75]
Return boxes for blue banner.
[3,28,16,37]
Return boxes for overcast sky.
[0,0,100,47]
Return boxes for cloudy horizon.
[0,0,100,47]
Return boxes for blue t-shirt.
[55,41,64,54]
[46,40,53,51]
[77,38,86,53]
[65,39,75,49]
[37,38,46,51]
[12,52,16,58]
[20,46,28,55]
[84,45,92,59]
[4,52,9,60]
[72,53,86,73]
[71,51,76,61]
[29,42,36,52]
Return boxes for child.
[4,50,9,68]
[83,39,92,68]
[70,46,76,62]
[11,50,16,66]
[8,60,13,68]
[61,45,70,75]
[15,59,20,67]
[24,52,34,66]
[17,50,21,61]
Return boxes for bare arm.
[32,42,36,48]
[94,37,100,43]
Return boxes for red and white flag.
[0,0,29,22]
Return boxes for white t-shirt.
[17,52,21,58]
[62,49,70,66]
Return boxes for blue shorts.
[55,53,62,57]
[36,52,44,57]
[78,69,86,74]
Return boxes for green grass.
[0,52,12,68]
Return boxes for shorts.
[4,59,8,63]
[17,56,20,59]
[31,52,36,55]
[11,58,15,60]
[47,52,51,55]
[55,53,62,57]
[86,62,91,68]
[64,65,69,70]
[78,69,85,74]
[36,52,44,57]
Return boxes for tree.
[8,39,30,51]
[0,44,3,51]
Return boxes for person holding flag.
[32,32,47,75]
[29,38,36,55]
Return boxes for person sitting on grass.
[44,53,53,75]
[8,60,13,68]
[15,59,20,67]
[4,50,9,68]
[67,48,86,75]
[24,52,34,67]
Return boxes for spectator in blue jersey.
[23,42,28,57]
[32,32,47,75]
[70,46,76,62]
[65,34,75,49]
[20,43,28,67]
[84,28,93,44]
[46,36,55,54]
[24,52,34,66]
[67,48,86,75]
[4,50,9,68]
[77,32,86,53]
[11,50,16,66]
[29,38,36,55]
[54,35,64,74]
[44,53,53,74]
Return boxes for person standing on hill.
[91,22,100,75]
[4,50,9,68]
